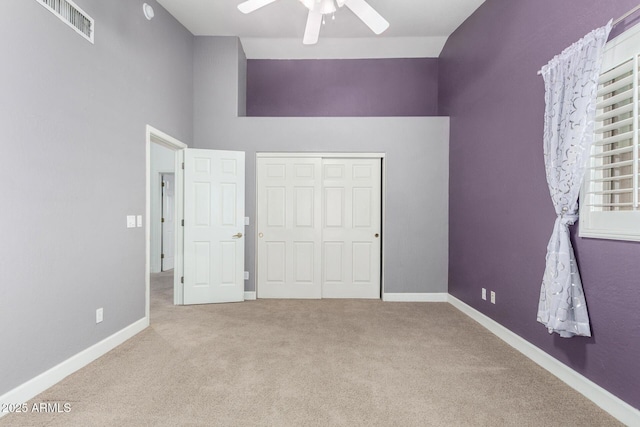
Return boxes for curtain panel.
[537,22,612,338]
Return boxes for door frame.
[254,152,387,298]
[145,125,187,319]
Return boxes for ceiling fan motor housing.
[299,0,346,15]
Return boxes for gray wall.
[193,38,450,294]
[0,0,193,395]
[238,42,247,117]
[194,36,246,145]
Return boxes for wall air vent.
[35,0,94,43]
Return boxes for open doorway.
[145,126,247,317]
[149,152,175,316]
[161,173,175,271]
[145,125,187,322]
[151,146,175,274]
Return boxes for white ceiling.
[156,0,485,59]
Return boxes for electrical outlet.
[126,215,136,228]
[482,288,487,300]
[244,271,249,280]
[490,291,496,304]
[96,308,104,324]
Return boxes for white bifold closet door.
[257,156,381,299]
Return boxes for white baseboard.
[382,292,448,302]
[244,291,256,301]
[0,317,148,418]
[447,295,640,426]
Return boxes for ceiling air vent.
[36,0,94,43]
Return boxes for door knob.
[259,232,264,238]
[233,232,243,238]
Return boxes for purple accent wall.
[247,58,439,117]
[440,0,640,410]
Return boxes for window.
[580,23,640,241]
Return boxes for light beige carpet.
[1,272,621,426]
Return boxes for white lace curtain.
[537,22,612,338]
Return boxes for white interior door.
[257,157,322,298]
[161,173,175,271]
[322,159,381,298]
[183,149,245,304]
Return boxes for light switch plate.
[482,288,487,300]
[245,217,250,226]
[96,308,103,324]
[136,215,143,227]
[126,215,136,228]
[244,271,249,280]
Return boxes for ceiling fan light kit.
[237,0,389,45]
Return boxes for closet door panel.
[257,158,322,299]
[322,159,381,299]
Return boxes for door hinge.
[181,219,184,226]
[182,162,185,170]
[162,182,165,187]
[161,218,165,223]
[181,276,184,284]
[161,254,164,259]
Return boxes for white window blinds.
[580,24,640,241]
[589,57,639,211]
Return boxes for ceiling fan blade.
[345,0,389,35]
[303,9,323,45]
[237,0,278,14]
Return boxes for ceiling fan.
[237,0,390,45]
